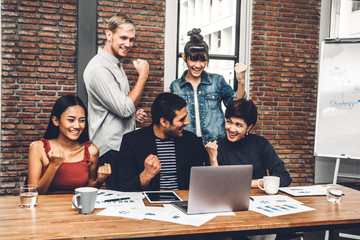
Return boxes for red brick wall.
[0,0,165,195]
[1,0,78,195]
[250,0,320,185]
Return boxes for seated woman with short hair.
[205,98,292,188]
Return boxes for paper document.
[97,203,233,226]
[250,195,304,206]
[279,185,327,196]
[97,205,145,220]
[143,204,217,227]
[97,189,145,200]
[249,195,314,217]
[95,190,234,226]
[95,189,145,208]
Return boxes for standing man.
[83,13,149,189]
[113,93,209,192]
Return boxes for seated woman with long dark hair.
[27,95,111,194]
[205,98,292,188]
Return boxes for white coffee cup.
[72,187,98,214]
[257,176,280,195]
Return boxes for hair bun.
[187,28,203,42]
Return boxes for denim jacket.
[170,70,238,144]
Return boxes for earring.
[245,132,249,136]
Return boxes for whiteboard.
[314,40,360,159]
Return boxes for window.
[176,0,241,89]
[208,34,212,50]
[330,0,360,38]
[352,0,360,11]
[217,31,221,48]
[163,0,252,92]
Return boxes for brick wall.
[0,0,165,195]
[1,0,78,195]
[250,0,320,185]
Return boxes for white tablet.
[143,191,183,204]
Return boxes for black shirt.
[217,134,292,187]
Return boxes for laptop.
[172,165,253,214]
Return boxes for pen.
[250,197,254,201]
[104,197,130,202]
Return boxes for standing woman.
[170,28,247,144]
[27,95,111,194]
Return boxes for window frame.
[164,0,252,95]
[175,0,241,90]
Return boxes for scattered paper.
[144,204,216,227]
[95,190,316,222]
[96,202,234,227]
[96,189,145,201]
[249,195,314,217]
[250,195,304,206]
[97,205,145,220]
[95,189,145,208]
[279,185,327,196]
[250,203,314,217]
[96,198,145,209]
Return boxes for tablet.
[143,191,183,204]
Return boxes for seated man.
[112,92,209,191]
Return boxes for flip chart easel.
[314,38,360,184]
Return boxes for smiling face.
[53,105,86,142]
[163,107,189,138]
[183,54,207,81]
[225,117,253,142]
[105,27,135,58]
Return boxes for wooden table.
[1,186,360,240]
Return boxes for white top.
[193,88,202,137]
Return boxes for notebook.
[172,165,253,214]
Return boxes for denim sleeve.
[169,81,174,93]
[169,80,181,94]
[219,76,236,107]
